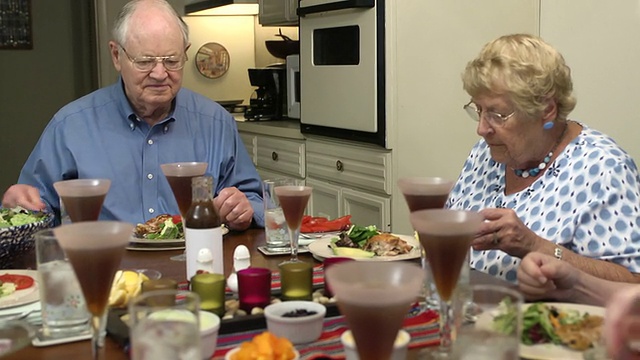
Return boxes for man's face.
[109,16,187,114]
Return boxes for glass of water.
[452,285,523,360]
[129,290,201,360]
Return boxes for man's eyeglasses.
[120,46,187,72]
[463,100,516,127]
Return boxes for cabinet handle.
[271,151,278,161]
[336,160,344,172]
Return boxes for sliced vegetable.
[0,274,35,290]
[301,215,352,233]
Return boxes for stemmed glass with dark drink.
[54,221,134,360]
[160,162,208,261]
[53,179,111,222]
[326,261,425,360]
[409,209,483,358]
[397,177,454,212]
[273,178,312,263]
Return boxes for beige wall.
[181,14,297,105]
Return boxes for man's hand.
[213,187,253,231]
[2,184,46,211]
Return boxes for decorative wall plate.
[195,42,230,79]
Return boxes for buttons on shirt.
[148,139,154,145]
[147,173,154,180]
[148,208,155,214]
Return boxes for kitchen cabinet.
[237,122,305,182]
[259,0,298,26]
[306,138,392,232]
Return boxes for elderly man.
[1,0,262,230]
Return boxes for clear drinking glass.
[128,290,201,360]
[272,178,312,263]
[326,261,425,360]
[160,162,208,261]
[452,285,522,360]
[409,209,483,358]
[53,221,134,360]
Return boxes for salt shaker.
[196,248,215,274]
[227,245,251,293]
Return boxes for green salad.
[0,207,48,228]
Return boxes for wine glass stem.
[439,300,453,352]
[288,226,300,262]
[90,313,107,360]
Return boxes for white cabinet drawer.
[256,136,306,178]
[239,133,257,165]
[306,139,391,195]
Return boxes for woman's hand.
[605,286,640,360]
[472,207,542,258]
[517,252,579,302]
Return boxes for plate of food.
[307,224,421,261]
[479,302,604,360]
[0,270,39,309]
[129,214,228,247]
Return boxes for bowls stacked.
[0,212,54,269]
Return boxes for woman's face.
[472,94,545,169]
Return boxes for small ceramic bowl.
[263,301,326,344]
[341,329,410,360]
[224,346,300,360]
[200,311,221,359]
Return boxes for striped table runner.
[211,309,440,360]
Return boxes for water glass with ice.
[452,285,522,360]
[262,179,291,248]
[35,229,90,337]
[129,290,201,360]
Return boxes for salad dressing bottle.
[184,175,224,279]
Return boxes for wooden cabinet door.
[341,187,390,232]
[306,177,340,220]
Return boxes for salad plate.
[307,234,421,262]
[519,303,605,360]
[129,225,229,245]
[0,270,39,310]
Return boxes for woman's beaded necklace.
[513,123,568,178]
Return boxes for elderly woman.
[447,34,640,283]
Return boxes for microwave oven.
[286,54,301,119]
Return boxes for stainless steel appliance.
[244,67,287,121]
[298,0,384,146]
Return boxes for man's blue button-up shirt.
[18,80,264,227]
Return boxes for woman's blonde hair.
[462,34,576,121]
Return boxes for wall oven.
[298,0,385,147]
[286,54,301,119]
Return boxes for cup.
[35,229,90,337]
[279,262,313,301]
[237,267,272,312]
[141,278,178,294]
[190,273,226,317]
[129,290,201,360]
[262,179,291,248]
[322,257,355,298]
[452,285,523,360]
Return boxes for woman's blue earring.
[543,121,554,130]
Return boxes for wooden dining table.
[4,228,515,360]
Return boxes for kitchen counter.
[233,115,304,140]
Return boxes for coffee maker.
[244,67,286,121]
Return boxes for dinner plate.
[129,225,229,245]
[0,270,39,310]
[477,302,605,360]
[307,234,421,261]
[126,244,186,251]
